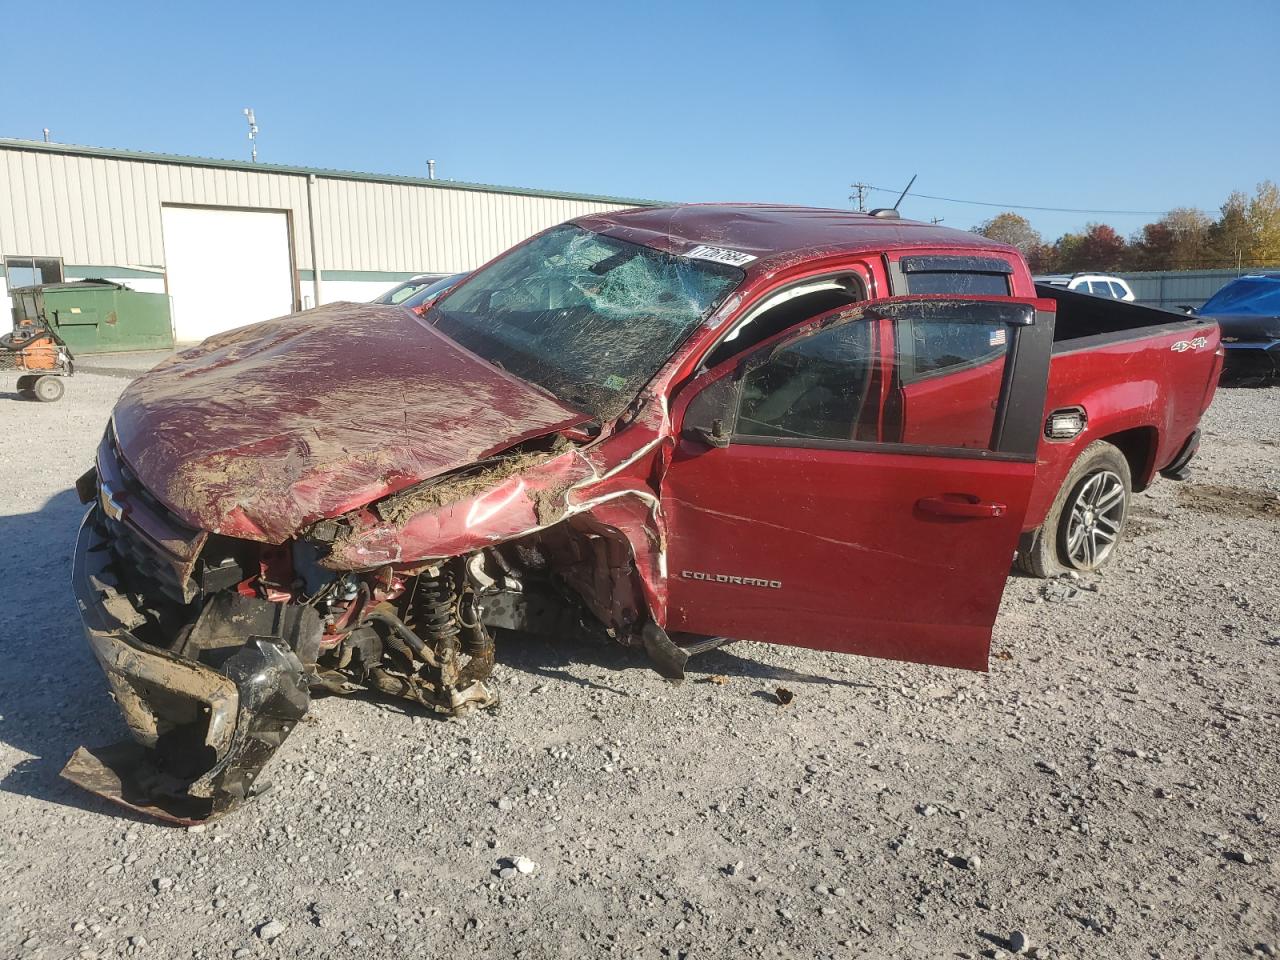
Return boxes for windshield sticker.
[603,374,627,391]
[989,328,1007,346]
[685,244,758,268]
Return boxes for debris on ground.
[1039,575,1101,603]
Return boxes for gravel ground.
[0,373,1276,960]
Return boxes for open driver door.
[661,296,1055,670]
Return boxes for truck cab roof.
[574,203,1019,274]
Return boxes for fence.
[1115,267,1280,311]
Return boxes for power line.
[865,185,1167,217]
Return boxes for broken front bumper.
[66,506,309,823]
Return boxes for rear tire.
[32,375,65,403]
[1016,441,1132,577]
[16,375,37,392]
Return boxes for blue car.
[1196,273,1280,382]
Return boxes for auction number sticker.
[685,244,758,267]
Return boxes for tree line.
[972,181,1280,274]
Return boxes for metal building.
[0,138,650,342]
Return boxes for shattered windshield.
[427,225,744,419]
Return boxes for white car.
[1035,273,1135,301]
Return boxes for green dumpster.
[9,279,174,353]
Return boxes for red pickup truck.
[68,204,1222,821]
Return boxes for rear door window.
[897,256,1012,296]
[898,315,1007,381]
[904,271,1010,295]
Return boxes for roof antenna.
[869,174,917,220]
[892,174,917,211]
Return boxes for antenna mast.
[892,174,917,211]
[243,108,259,163]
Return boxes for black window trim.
[900,255,1014,275]
[887,253,1018,298]
[730,435,1037,464]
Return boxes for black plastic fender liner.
[641,621,689,681]
[183,637,311,811]
[1159,429,1201,482]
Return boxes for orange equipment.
[1,317,73,402]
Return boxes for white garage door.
[161,206,295,342]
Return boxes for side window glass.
[904,271,1009,295]
[736,321,876,441]
[1108,281,1126,299]
[898,316,1006,380]
[727,301,1025,453]
[887,313,1010,450]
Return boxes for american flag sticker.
[989,328,1008,347]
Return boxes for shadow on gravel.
[0,488,128,818]
[493,629,879,692]
[497,631,641,693]
[687,646,881,689]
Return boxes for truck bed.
[1020,285,1222,531]
[1036,283,1209,348]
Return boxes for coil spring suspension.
[412,568,461,646]
[404,563,494,706]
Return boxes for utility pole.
[849,182,870,213]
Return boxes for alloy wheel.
[1064,469,1126,570]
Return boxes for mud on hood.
[111,302,588,542]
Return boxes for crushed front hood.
[111,302,588,542]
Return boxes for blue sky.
[3,0,1276,240]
